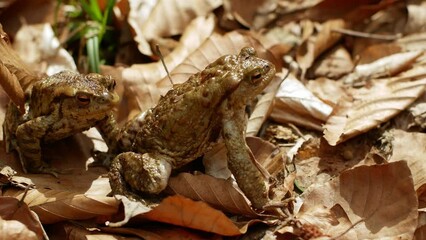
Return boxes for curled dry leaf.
[0,24,37,112]
[123,14,215,86]
[167,173,257,217]
[142,195,244,236]
[389,130,426,201]
[298,161,418,239]
[0,217,38,240]
[306,77,352,107]
[271,75,333,131]
[13,23,76,75]
[296,19,345,77]
[156,30,281,88]
[343,51,424,86]
[222,0,278,29]
[3,179,119,224]
[128,0,222,56]
[0,196,45,239]
[324,66,426,145]
[310,45,354,79]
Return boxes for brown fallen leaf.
[13,23,76,75]
[122,14,216,112]
[3,177,119,224]
[0,24,37,112]
[324,66,426,145]
[156,30,281,88]
[0,196,46,239]
[0,217,38,240]
[306,77,352,107]
[297,161,418,239]
[109,194,246,236]
[296,19,345,77]
[309,45,354,79]
[222,0,278,29]
[128,0,222,56]
[389,130,426,204]
[167,173,257,217]
[271,75,333,131]
[343,51,424,86]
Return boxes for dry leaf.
[310,45,354,79]
[13,23,77,75]
[122,14,215,112]
[167,173,257,217]
[298,161,418,239]
[271,75,333,130]
[222,0,278,29]
[156,30,281,88]
[128,0,222,56]
[0,24,37,112]
[389,130,426,200]
[115,195,244,236]
[324,66,426,145]
[123,14,215,85]
[306,77,352,107]
[296,19,345,77]
[0,196,46,239]
[0,217,38,240]
[343,51,424,86]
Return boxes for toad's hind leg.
[109,152,173,199]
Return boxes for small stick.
[332,28,401,41]
[155,44,174,85]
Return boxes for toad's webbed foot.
[108,152,172,197]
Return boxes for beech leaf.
[128,0,222,56]
[324,66,426,145]
[298,161,418,239]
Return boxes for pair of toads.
[3,47,276,209]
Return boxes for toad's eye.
[252,73,263,82]
[76,93,91,106]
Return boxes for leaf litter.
[0,0,426,239]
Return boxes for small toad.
[98,48,276,208]
[3,70,119,175]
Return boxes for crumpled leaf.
[0,217,38,240]
[324,66,426,145]
[298,161,418,239]
[128,0,222,56]
[122,14,215,112]
[389,130,426,200]
[310,45,354,79]
[3,177,119,224]
[167,173,257,217]
[0,196,46,239]
[343,51,423,86]
[13,23,77,75]
[296,19,345,77]
[123,14,215,85]
[271,75,333,131]
[156,30,281,88]
[109,195,246,236]
[0,23,37,112]
[222,0,278,29]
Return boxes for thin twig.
[155,44,173,85]
[333,28,401,41]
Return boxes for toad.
[3,70,119,175]
[98,47,276,208]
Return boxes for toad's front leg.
[221,102,270,209]
[109,152,173,200]
[15,115,59,176]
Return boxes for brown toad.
[3,70,119,175]
[98,47,276,208]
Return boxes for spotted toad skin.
[98,48,276,209]
[3,70,119,175]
